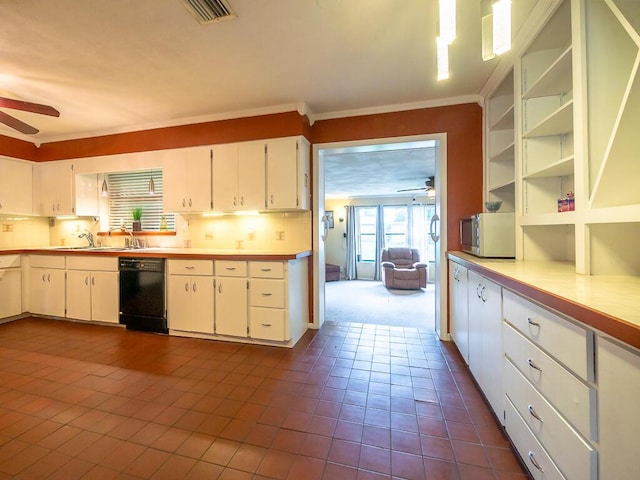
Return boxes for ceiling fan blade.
[397,187,425,192]
[0,97,60,117]
[0,111,39,134]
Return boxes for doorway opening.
[312,134,448,337]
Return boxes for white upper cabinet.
[0,157,32,215]
[163,146,212,213]
[266,137,310,210]
[36,161,75,216]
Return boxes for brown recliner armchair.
[381,248,428,290]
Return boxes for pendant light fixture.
[436,0,455,81]
[481,0,512,61]
[148,171,156,195]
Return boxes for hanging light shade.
[439,0,456,44]
[101,177,109,197]
[492,0,512,55]
[148,173,155,195]
[436,36,450,80]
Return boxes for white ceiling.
[0,0,537,144]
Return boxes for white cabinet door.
[190,276,215,334]
[266,137,300,210]
[168,274,192,331]
[29,268,66,317]
[215,276,247,337]
[164,146,212,212]
[449,260,469,364]
[91,271,119,324]
[0,269,22,318]
[468,270,503,422]
[238,141,266,210]
[37,161,74,216]
[66,270,92,321]
[212,143,240,211]
[0,158,32,215]
[598,337,640,480]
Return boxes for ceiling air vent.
[181,0,236,25]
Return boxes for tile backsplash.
[0,211,312,252]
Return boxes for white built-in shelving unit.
[484,0,640,275]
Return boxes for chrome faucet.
[78,230,95,247]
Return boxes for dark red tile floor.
[0,317,529,479]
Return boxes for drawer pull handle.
[527,317,541,327]
[528,451,544,472]
[226,267,236,271]
[261,293,272,296]
[261,323,272,327]
[528,404,543,422]
[527,358,542,372]
[261,268,272,272]
[185,266,195,270]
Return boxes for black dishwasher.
[119,257,167,333]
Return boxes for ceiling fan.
[0,97,60,135]
[397,176,435,193]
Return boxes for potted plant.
[132,207,143,231]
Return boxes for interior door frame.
[312,133,449,339]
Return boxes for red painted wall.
[310,104,484,250]
[1,104,483,250]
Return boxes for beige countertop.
[1,247,312,261]
[448,251,640,349]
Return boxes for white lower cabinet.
[467,270,503,422]
[597,337,640,480]
[66,256,119,324]
[168,259,215,334]
[28,255,66,317]
[448,260,469,363]
[215,261,248,337]
[0,255,22,319]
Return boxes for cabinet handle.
[261,292,272,296]
[185,282,189,292]
[240,196,244,206]
[304,173,308,187]
[42,273,46,282]
[84,277,89,286]
[261,323,272,327]
[92,277,95,286]
[233,196,237,206]
[47,274,51,283]
[527,358,542,372]
[527,317,541,328]
[182,198,186,207]
[188,198,192,207]
[480,286,487,303]
[527,405,543,422]
[476,283,482,298]
[218,284,222,293]
[528,451,544,472]
[270,194,275,205]
[192,282,197,292]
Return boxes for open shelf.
[523,100,573,138]
[589,222,640,275]
[519,212,576,226]
[491,104,515,131]
[523,174,574,216]
[523,46,573,99]
[521,224,576,262]
[524,155,574,179]
[490,141,515,163]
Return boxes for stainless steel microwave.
[460,212,515,258]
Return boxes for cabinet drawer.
[250,279,284,308]
[503,290,592,381]
[249,261,284,279]
[250,307,286,341]
[67,256,118,272]
[168,259,213,276]
[215,261,247,277]
[505,398,565,480]
[29,255,65,269]
[504,323,596,440]
[0,255,20,269]
[504,358,596,480]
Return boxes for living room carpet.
[325,280,435,329]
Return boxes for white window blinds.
[107,170,175,231]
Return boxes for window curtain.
[409,204,430,263]
[345,205,357,280]
[374,205,385,281]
